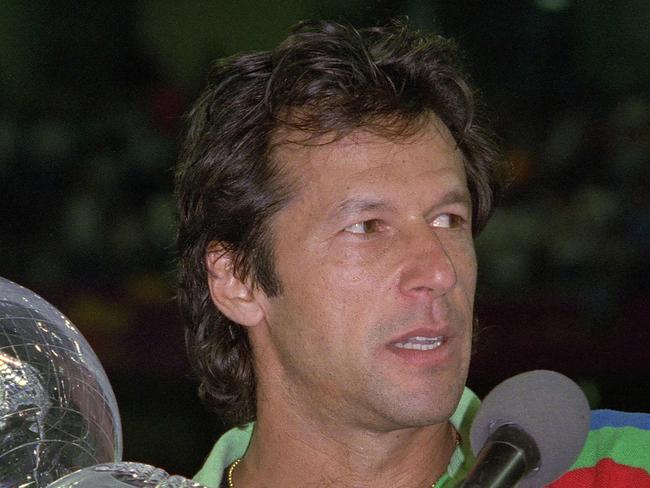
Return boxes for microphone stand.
[459,424,541,488]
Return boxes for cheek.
[444,237,477,289]
[462,247,478,295]
[278,264,379,350]
[460,252,477,288]
[324,235,398,284]
[320,252,390,316]
[276,263,354,332]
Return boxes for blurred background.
[1,0,648,478]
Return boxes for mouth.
[386,327,454,367]
[392,335,445,351]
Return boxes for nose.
[398,224,458,299]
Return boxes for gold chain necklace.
[227,458,242,488]
[227,460,437,488]
[227,428,460,488]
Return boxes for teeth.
[394,336,444,351]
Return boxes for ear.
[205,244,265,327]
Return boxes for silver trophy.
[0,277,207,488]
[46,462,207,487]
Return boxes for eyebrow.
[327,198,396,221]
[327,189,471,222]
[434,189,472,208]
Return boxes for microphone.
[460,370,591,488]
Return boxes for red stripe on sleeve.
[546,458,650,487]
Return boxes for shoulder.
[547,410,650,487]
[194,423,255,488]
[581,410,650,469]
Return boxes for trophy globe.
[0,276,209,488]
[0,276,122,486]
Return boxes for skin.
[207,117,477,487]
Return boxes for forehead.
[271,118,468,204]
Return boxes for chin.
[378,408,455,431]
[401,396,459,427]
[370,382,465,431]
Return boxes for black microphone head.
[469,370,591,487]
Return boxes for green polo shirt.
[194,387,480,487]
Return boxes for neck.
[233,403,457,488]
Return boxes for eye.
[344,219,383,235]
[432,213,465,229]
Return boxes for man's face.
[250,118,476,432]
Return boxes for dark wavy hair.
[176,19,506,427]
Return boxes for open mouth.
[392,335,444,351]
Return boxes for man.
[176,20,650,488]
